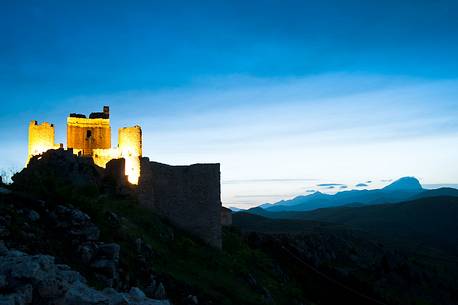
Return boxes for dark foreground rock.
[0,191,173,298]
[0,242,170,305]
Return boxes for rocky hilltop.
[1,150,310,305]
[4,149,457,305]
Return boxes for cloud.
[306,189,316,193]
[356,183,368,187]
[234,194,296,198]
[317,183,345,187]
[222,178,317,184]
[423,183,458,189]
[366,180,372,183]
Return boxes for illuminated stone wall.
[92,148,120,168]
[119,126,142,156]
[67,117,111,155]
[118,126,142,184]
[27,121,57,165]
[90,127,142,185]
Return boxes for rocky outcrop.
[0,188,178,303]
[48,204,122,288]
[50,205,101,241]
[12,148,102,197]
[0,242,170,305]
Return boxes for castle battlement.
[67,116,110,127]
[27,106,142,184]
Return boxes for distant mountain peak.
[383,177,423,191]
[308,191,324,196]
[229,206,243,212]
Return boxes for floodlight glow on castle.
[27,106,142,184]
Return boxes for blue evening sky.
[1,1,458,207]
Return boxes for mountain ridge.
[262,177,425,212]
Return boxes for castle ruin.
[27,106,222,248]
[28,106,142,184]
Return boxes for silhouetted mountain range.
[262,177,427,212]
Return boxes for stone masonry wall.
[118,126,142,184]
[67,117,111,156]
[27,121,57,165]
[137,158,222,248]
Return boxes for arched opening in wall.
[86,130,92,138]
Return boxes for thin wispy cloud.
[234,194,297,199]
[223,178,318,184]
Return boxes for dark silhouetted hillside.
[234,204,458,305]
[247,196,458,253]
[413,187,458,200]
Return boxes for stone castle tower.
[27,106,142,184]
[27,121,60,164]
[67,106,111,155]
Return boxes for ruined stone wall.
[137,158,222,248]
[92,148,120,168]
[27,121,56,164]
[67,117,111,156]
[221,207,232,226]
[118,126,142,184]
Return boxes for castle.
[27,107,223,248]
[28,106,142,184]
